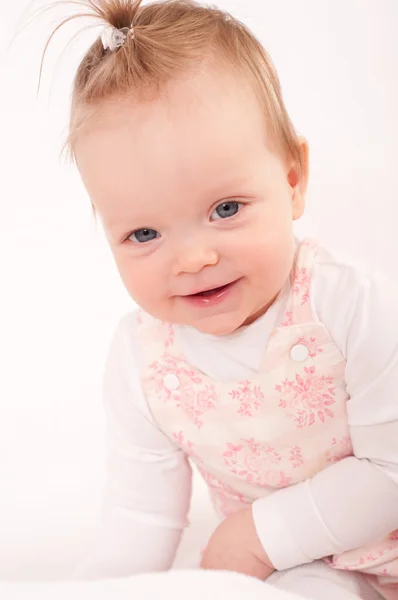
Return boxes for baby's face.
[75,66,306,335]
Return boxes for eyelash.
[125,200,244,244]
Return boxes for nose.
[171,238,219,275]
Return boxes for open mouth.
[192,284,230,297]
[182,279,240,308]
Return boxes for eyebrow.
[105,174,255,232]
[204,173,252,195]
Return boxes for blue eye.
[211,201,242,220]
[129,228,159,243]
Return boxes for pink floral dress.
[136,238,398,599]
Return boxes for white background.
[0,0,397,582]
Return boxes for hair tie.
[101,23,135,51]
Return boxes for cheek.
[114,252,172,311]
[240,229,294,283]
[114,255,156,299]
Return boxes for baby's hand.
[200,507,275,581]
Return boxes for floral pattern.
[197,465,248,516]
[172,433,249,516]
[172,430,198,457]
[332,537,398,571]
[222,438,291,488]
[292,266,311,306]
[325,436,353,464]
[281,311,293,327]
[276,366,336,427]
[137,237,398,594]
[296,336,324,358]
[229,380,265,416]
[289,445,304,468]
[149,354,218,428]
[163,322,175,348]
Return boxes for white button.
[163,373,180,390]
[290,344,309,362]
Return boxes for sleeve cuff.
[251,481,341,571]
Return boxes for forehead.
[75,67,271,219]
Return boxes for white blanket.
[0,569,303,600]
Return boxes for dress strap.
[281,238,320,327]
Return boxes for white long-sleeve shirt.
[73,243,398,579]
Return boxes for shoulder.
[312,242,398,320]
[311,241,398,366]
[103,310,184,447]
[108,308,172,375]
[104,308,162,390]
[108,309,141,358]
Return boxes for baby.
[36,0,398,598]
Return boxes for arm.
[252,266,398,571]
[71,313,192,579]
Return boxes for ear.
[287,136,309,220]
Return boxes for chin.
[193,314,247,336]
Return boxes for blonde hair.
[35,0,303,218]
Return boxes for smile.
[192,283,230,297]
[181,279,241,308]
